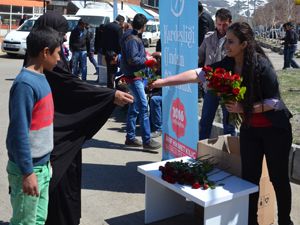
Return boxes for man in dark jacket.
[120,13,161,150]
[282,22,299,69]
[69,19,90,80]
[102,15,125,88]
[198,2,215,47]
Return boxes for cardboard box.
[197,135,275,225]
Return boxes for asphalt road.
[0,49,299,225]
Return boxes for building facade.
[0,0,44,33]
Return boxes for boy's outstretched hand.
[114,90,134,107]
[22,173,39,197]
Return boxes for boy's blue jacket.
[120,29,147,76]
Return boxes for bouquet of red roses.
[134,58,161,83]
[202,66,246,126]
[159,157,216,190]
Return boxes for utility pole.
[43,0,46,14]
[113,0,118,20]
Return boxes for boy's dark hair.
[106,50,117,62]
[215,8,232,22]
[132,13,148,30]
[116,15,125,23]
[26,27,61,58]
[198,2,203,13]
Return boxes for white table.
[138,156,258,225]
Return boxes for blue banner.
[160,0,198,160]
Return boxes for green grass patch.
[277,69,300,144]
[277,70,300,114]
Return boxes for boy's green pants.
[7,160,51,225]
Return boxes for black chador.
[28,12,117,225]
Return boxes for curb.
[257,40,284,54]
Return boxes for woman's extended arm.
[150,68,205,89]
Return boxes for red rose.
[232,88,240,95]
[203,184,209,190]
[232,74,241,81]
[159,166,165,172]
[215,68,226,74]
[144,59,157,68]
[203,66,213,72]
[192,182,201,189]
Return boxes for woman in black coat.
[151,22,293,225]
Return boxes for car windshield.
[145,25,156,32]
[67,19,79,32]
[17,18,78,32]
[78,16,109,28]
[18,19,35,31]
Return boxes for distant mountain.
[201,0,267,19]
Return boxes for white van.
[1,15,80,56]
[142,21,160,47]
[75,8,129,28]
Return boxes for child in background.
[6,27,61,225]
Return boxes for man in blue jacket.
[120,13,161,150]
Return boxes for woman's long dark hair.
[227,22,273,123]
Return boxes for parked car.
[1,15,80,56]
[142,21,160,47]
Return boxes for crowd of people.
[4,1,298,224]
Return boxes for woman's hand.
[148,78,164,90]
[225,101,243,113]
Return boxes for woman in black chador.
[25,12,133,225]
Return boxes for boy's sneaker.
[143,139,161,150]
[125,138,142,147]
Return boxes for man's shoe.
[143,139,161,150]
[125,138,142,147]
[151,131,162,138]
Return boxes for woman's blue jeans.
[126,79,151,144]
[199,91,236,140]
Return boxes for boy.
[6,27,61,225]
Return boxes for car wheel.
[149,39,152,46]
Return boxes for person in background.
[282,22,299,69]
[198,1,214,47]
[102,15,125,88]
[86,23,100,76]
[197,1,215,100]
[123,21,132,32]
[155,38,161,52]
[198,8,236,140]
[151,22,294,225]
[6,27,61,225]
[69,19,90,81]
[94,23,105,69]
[19,14,28,26]
[148,52,162,138]
[120,13,161,150]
